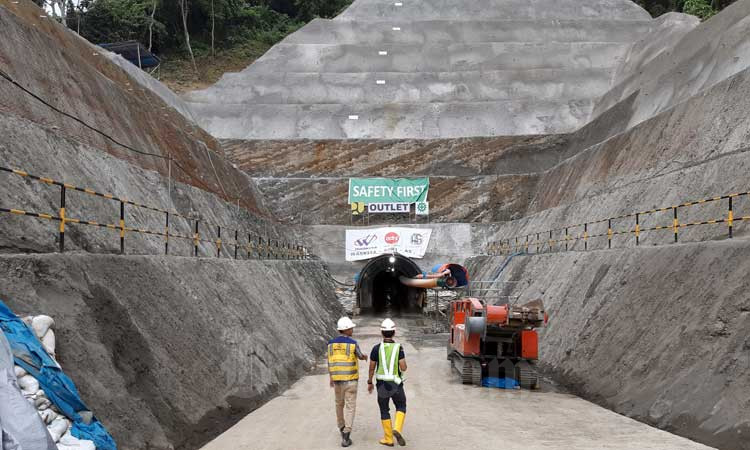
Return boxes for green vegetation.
[51,0,352,92]
[635,0,736,19]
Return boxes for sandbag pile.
[14,315,96,450]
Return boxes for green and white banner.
[348,178,429,204]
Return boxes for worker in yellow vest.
[368,318,407,446]
[328,317,368,447]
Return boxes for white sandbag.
[32,315,55,340]
[36,397,52,410]
[58,431,96,450]
[42,329,56,357]
[21,316,33,327]
[0,331,57,450]
[18,374,40,393]
[47,417,70,442]
[14,365,27,378]
[40,408,59,424]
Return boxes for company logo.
[355,234,377,247]
[417,202,427,212]
[410,233,423,245]
[385,232,400,244]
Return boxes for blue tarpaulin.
[0,300,117,449]
[482,377,520,389]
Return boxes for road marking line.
[378,51,388,56]
[348,115,359,120]
[376,80,386,85]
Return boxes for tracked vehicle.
[447,297,547,388]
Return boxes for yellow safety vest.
[328,342,359,382]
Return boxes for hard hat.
[337,317,356,331]
[380,318,396,331]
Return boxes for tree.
[178,0,198,74]
[683,0,716,18]
[147,0,157,51]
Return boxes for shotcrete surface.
[465,240,750,450]
[0,253,342,450]
[201,317,713,450]
[186,0,651,138]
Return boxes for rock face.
[186,0,652,139]
[465,242,750,450]
[0,254,342,450]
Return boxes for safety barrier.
[0,166,310,260]
[487,191,749,255]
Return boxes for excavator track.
[450,353,482,386]
[516,365,540,390]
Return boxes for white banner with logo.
[345,227,433,261]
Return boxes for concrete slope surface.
[0,254,342,450]
[201,317,713,450]
[186,0,653,138]
[0,0,264,212]
[466,240,750,450]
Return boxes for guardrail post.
[275,240,279,259]
[608,219,612,249]
[584,223,588,251]
[549,230,553,252]
[728,197,734,238]
[673,207,679,243]
[59,185,66,253]
[165,212,169,255]
[248,234,253,259]
[119,201,125,255]
[536,233,540,253]
[234,230,239,259]
[565,227,569,251]
[525,235,529,253]
[217,226,222,258]
[194,220,200,257]
[635,213,640,246]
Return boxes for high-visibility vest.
[327,342,359,382]
[375,342,402,385]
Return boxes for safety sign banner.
[345,227,433,261]
[367,203,410,214]
[348,178,429,204]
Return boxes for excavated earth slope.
[186,0,654,139]
[466,242,750,450]
[0,2,343,449]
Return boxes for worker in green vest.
[328,317,368,447]
[367,318,407,446]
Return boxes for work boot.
[339,426,345,438]
[341,431,352,447]
[379,419,394,446]
[393,411,406,446]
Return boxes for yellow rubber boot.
[379,419,394,446]
[393,411,406,446]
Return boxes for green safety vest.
[375,342,403,385]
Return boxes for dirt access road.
[202,317,713,450]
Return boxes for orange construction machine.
[447,297,547,388]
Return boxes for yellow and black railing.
[0,166,309,260]
[487,191,749,255]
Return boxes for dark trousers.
[376,381,406,420]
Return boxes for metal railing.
[487,191,749,255]
[0,165,310,260]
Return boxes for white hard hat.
[337,317,356,331]
[380,318,396,331]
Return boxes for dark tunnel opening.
[371,270,410,313]
[356,254,425,314]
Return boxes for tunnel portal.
[356,254,426,313]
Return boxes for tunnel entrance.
[356,254,425,314]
